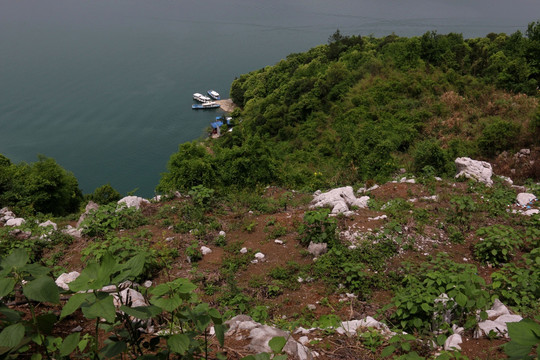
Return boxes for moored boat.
[193,93,211,102]
[192,102,220,109]
[207,90,220,100]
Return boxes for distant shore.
[215,99,237,112]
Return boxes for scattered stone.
[152,195,162,202]
[299,336,310,345]
[368,215,387,221]
[455,157,493,186]
[56,271,81,291]
[240,247,248,254]
[225,315,313,360]
[444,334,462,351]
[219,230,226,237]
[254,252,265,260]
[400,177,416,184]
[165,237,174,241]
[498,176,513,186]
[71,326,83,333]
[524,209,540,216]
[39,220,57,231]
[367,184,379,191]
[308,242,327,256]
[143,280,153,288]
[0,208,15,223]
[434,177,443,181]
[117,196,150,210]
[311,186,369,215]
[516,193,537,207]
[421,195,439,201]
[201,246,212,255]
[307,304,317,311]
[6,218,25,227]
[274,239,284,245]
[519,148,531,156]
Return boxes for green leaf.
[1,249,29,270]
[61,293,93,319]
[167,334,190,355]
[31,354,42,360]
[119,305,162,320]
[413,318,422,329]
[215,324,226,347]
[381,345,396,357]
[60,332,80,356]
[420,303,431,313]
[401,341,411,352]
[23,277,60,304]
[455,292,467,307]
[20,263,50,278]
[507,319,540,345]
[82,295,116,323]
[274,355,288,360]
[150,294,183,312]
[36,313,56,335]
[0,323,25,349]
[0,278,15,298]
[100,341,127,358]
[269,336,286,353]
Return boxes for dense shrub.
[477,117,521,156]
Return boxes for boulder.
[486,299,510,318]
[77,201,99,228]
[444,334,462,351]
[62,225,82,238]
[307,242,327,257]
[516,193,536,207]
[201,246,212,255]
[311,186,369,215]
[225,315,312,360]
[0,208,15,223]
[474,314,523,338]
[6,218,25,227]
[56,271,80,291]
[455,157,493,186]
[117,196,150,210]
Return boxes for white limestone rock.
[523,209,540,216]
[311,186,369,215]
[444,334,462,351]
[113,288,147,308]
[117,196,150,210]
[254,252,265,260]
[240,247,248,254]
[56,271,80,291]
[308,242,327,257]
[336,317,391,336]
[516,193,537,207]
[77,201,99,228]
[225,315,313,360]
[486,299,510,318]
[62,225,82,238]
[474,314,523,338]
[6,218,25,227]
[455,157,493,186]
[201,246,212,255]
[39,220,58,231]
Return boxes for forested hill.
[159,23,540,193]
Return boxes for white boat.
[192,102,220,109]
[193,93,211,102]
[207,90,220,100]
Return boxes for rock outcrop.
[117,196,150,210]
[455,157,493,186]
[311,186,369,216]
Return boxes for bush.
[298,209,338,247]
[477,117,521,156]
[412,139,452,175]
[88,183,121,205]
[474,225,522,266]
[80,204,147,238]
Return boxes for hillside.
[1,24,540,359]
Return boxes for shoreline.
[215,99,237,113]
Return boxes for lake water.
[1,0,539,197]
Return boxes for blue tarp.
[210,121,224,129]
